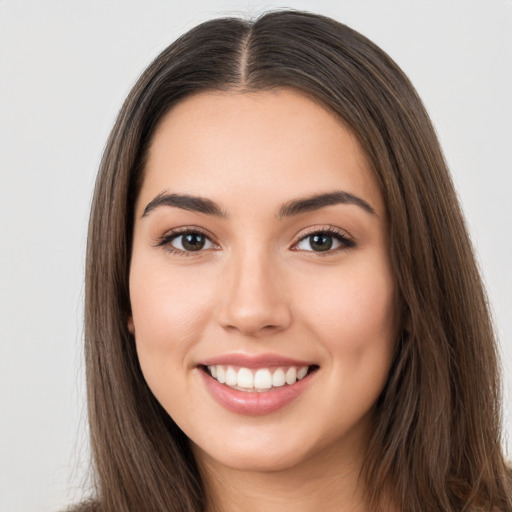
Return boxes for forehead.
[137,88,384,217]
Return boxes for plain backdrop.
[0,1,511,511]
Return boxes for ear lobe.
[128,316,135,335]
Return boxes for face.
[129,89,398,473]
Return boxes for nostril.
[218,306,292,336]
[216,267,292,335]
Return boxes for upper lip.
[199,353,315,368]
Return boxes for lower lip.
[199,368,315,415]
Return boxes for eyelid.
[154,224,355,256]
[154,226,220,255]
[291,225,356,252]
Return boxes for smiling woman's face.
[129,89,399,473]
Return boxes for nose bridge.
[218,243,291,335]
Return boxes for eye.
[172,232,215,251]
[157,229,217,254]
[294,229,355,253]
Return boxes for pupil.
[182,233,205,251]
[311,234,332,252]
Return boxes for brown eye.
[308,234,333,252]
[295,230,355,253]
[170,232,215,252]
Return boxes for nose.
[217,248,292,337]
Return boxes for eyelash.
[155,226,356,256]
[155,227,218,257]
[292,226,356,255]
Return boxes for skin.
[129,89,399,511]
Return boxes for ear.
[127,316,135,335]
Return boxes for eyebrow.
[278,191,375,218]
[142,192,226,218]
[142,190,375,219]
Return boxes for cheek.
[130,259,213,337]
[296,257,397,360]
[128,258,216,389]
[300,259,397,426]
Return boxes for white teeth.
[297,366,308,380]
[225,366,237,386]
[254,369,272,389]
[272,368,286,387]
[206,364,311,390]
[237,368,254,388]
[285,367,297,385]
[216,365,226,384]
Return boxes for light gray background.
[1,1,511,511]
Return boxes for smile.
[205,365,310,392]
[198,356,318,415]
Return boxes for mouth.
[198,354,319,414]
[200,364,318,393]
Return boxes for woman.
[76,10,511,512]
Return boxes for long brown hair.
[79,10,511,512]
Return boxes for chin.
[189,415,370,476]
[194,440,315,473]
